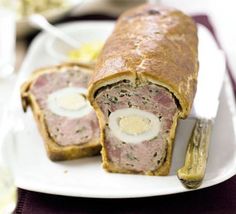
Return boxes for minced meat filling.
[95,80,179,173]
[30,69,100,146]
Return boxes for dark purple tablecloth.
[14,15,236,214]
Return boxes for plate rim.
[7,21,236,198]
[14,78,236,198]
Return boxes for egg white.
[109,108,161,144]
[47,87,93,118]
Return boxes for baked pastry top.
[88,4,198,118]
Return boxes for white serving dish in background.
[45,21,113,63]
[1,21,236,198]
[16,0,84,38]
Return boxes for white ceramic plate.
[2,21,236,198]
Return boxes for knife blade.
[177,24,226,189]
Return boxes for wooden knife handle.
[177,118,213,189]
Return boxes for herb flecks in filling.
[95,80,179,173]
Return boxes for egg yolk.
[119,115,151,135]
[56,93,86,111]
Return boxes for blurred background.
[0,0,235,76]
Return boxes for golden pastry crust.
[21,63,101,161]
[88,4,198,117]
[88,4,198,175]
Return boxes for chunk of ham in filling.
[95,80,179,173]
[30,69,99,146]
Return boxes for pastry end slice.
[21,63,101,161]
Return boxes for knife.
[177,25,226,189]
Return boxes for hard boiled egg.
[47,87,93,118]
[109,108,161,144]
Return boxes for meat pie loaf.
[88,4,198,175]
[21,63,101,161]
